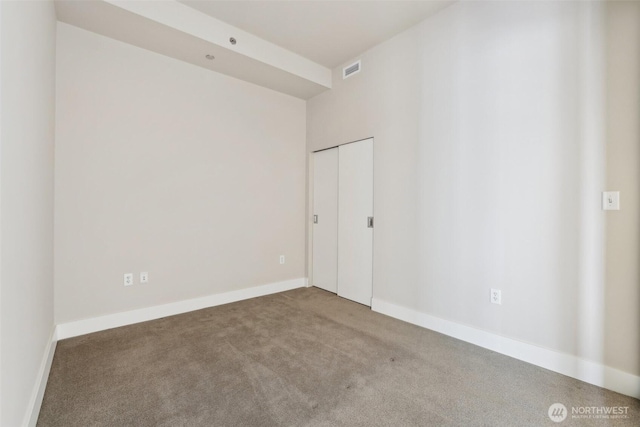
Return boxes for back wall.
[55,23,306,324]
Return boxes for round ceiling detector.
[205,54,215,60]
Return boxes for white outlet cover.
[279,255,285,264]
[124,273,134,287]
[491,288,501,305]
[602,191,620,210]
[140,272,149,283]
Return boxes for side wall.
[0,1,57,425]
[308,0,638,382]
[55,23,306,323]
[604,1,640,378]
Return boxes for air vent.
[343,60,361,79]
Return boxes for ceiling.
[56,1,454,99]
[181,1,454,68]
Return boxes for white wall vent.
[343,60,361,79]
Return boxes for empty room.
[1,0,639,425]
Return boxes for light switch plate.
[140,272,149,284]
[602,191,620,211]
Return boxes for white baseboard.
[56,278,307,340]
[371,298,640,400]
[25,327,57,427]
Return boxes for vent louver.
[343,60,361,79]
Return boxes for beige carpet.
[38,287,639,426]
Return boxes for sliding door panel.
[338,139,373,306]
[312,148,339,293]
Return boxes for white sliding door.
[312,148,339,293]
[337,138,373,306]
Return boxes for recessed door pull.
[367,217,374,228]
[314,215,318,224]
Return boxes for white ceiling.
[56,0,332,99]
[56,1,454,99]
[181,0,454,68]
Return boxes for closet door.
[312,148,339,293]
[338,138,373,306]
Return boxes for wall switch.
[491,288,501,305]
[124,273,134,287]
[140,272,149,284]
[279,255,285,264]
[602,191,620,210]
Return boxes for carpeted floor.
[38,287,639,426]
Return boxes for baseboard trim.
[371,298,640,400]
[56,278,307,340]
[25,327,57,427]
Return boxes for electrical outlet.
[124,273,134,287]
[140,272,149,284]
[279,255,285,264]
[491,288,501,305]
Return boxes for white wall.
[308,0,637,378]
[55,23,306,324]
[0,1,57,425]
